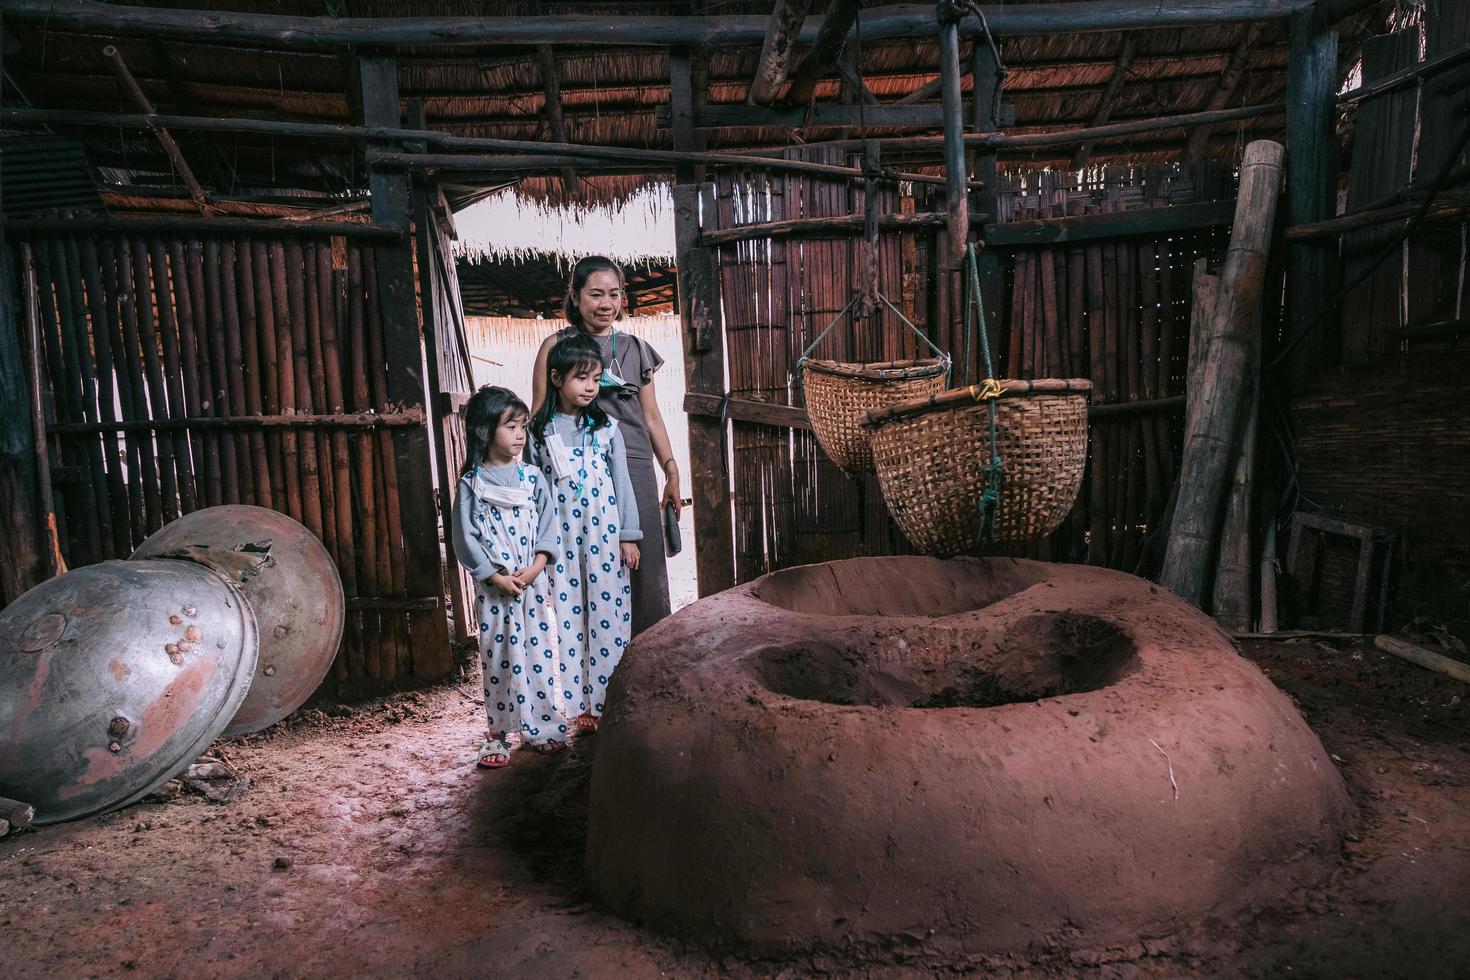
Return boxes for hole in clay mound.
[750,557,1049,618]
[757,613,1137,709]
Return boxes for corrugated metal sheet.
[0,134,104,215]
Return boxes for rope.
[799,289,951,381]
[965,242,1004,543]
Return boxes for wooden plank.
[985,199,1236,246]
[7,1,1318,48]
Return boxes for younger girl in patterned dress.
[451,386,565,769]
[529,334,641,735]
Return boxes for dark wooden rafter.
[750,0,815,105]
[835,59,882,106]
[1069,34,1139,170]
[4,1,1324,48]
[536,45,577,197]
[939,0,970,260]
[783,0,865,106]
[103,45,210,214]
[1184,22,1269,163]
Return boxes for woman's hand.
[620,542,641,570]
[660,460,682,518]
[489,571,524,598]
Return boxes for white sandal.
[477,736,513,769]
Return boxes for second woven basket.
[864,379,1092,555]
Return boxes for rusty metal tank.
[131,505,345,735]
[0,559,259,824]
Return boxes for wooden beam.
[984,199,1235,245]
[1185,23,1268,163]
[360,54,452,679]
[700,210,988,246]
[1071,35,1139,170]
[971,36,1004,342]
[536,45,578,197]
[939,0,970,261]
[5,1,1319,48]
[3,214,402,238]
[1374,635,1470,685]
[784,0,866,106]
[750,0,815,104]
[102,45,209,214]
[835,59,882,107]
[684,390,1185,428]
[1285,192,1470,239]
[1283,9,1339,382]
[1337,43,1470,105]
[655,102,945,130]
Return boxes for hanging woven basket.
[802,356,949,472]
[797,291,951,473]
[864,379,1092,555]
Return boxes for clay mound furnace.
[587,557,1354,960]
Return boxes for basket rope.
[797,288,951,380]
[965,243,1006,544]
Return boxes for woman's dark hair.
[563,255,627,330]
[461,385,529,476]
[532,333,609,444]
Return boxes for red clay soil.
[1,631,1467,978]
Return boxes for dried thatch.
[1,0,1383,214]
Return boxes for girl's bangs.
[562,355,603,376]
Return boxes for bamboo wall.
[12,229,450,693]
[705,155,1234,583]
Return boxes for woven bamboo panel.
[868,388,1090,554]
[801,357,948,472]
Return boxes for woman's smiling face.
[576,269,624,333]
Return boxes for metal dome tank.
[131,505,345,735]
[0,559,259,824]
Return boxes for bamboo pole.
[113,240,165,531]
[938,2,970,264]
[250,241,286,510]
[318,242,358,606]
[1160,140,1284,607]
[218,240,258,506]
[363,251,406,684]
[129,237,184,520]
[1375,635,1470,685]
[48,237,104,561]
[149,236,198,513]
[303,241,337,561]
[201,238,241,504]
[182,239,222,509]
[285,240,326,541]
[20,244,65,576]
[347,245,376,683]
[267,241,304,522]
[77,237,131,556]
[98,238,148,544]
[103,45,209,215]
[164,237,206,509]
[233,239,274,507]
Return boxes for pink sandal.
[572,713,601,735]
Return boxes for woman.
[532,255,681,637]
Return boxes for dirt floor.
[3,634,1468,979]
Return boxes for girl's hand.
[660,462,682,518]
[620,542,641,570]
[489,571,524,598]
[512,555,548,587]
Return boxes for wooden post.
[971,36,1004,359]
[0,237,45,600]
[1160,140,1283,608]
[783,0,863,106]
[672,48,735,596]
[360,55,451,678]
[1284,10,1339,383]
[938,0,970,265]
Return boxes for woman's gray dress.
[559,325,672,636]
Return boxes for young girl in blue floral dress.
[451,386,565,768]
[529,333,641,735]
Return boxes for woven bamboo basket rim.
[801,356,950,382]
[863,378,1093,430]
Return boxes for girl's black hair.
[461,385,530,476]
[532,333,609,444]
[563,255,627,330]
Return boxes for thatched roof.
[1,1,1386,213]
